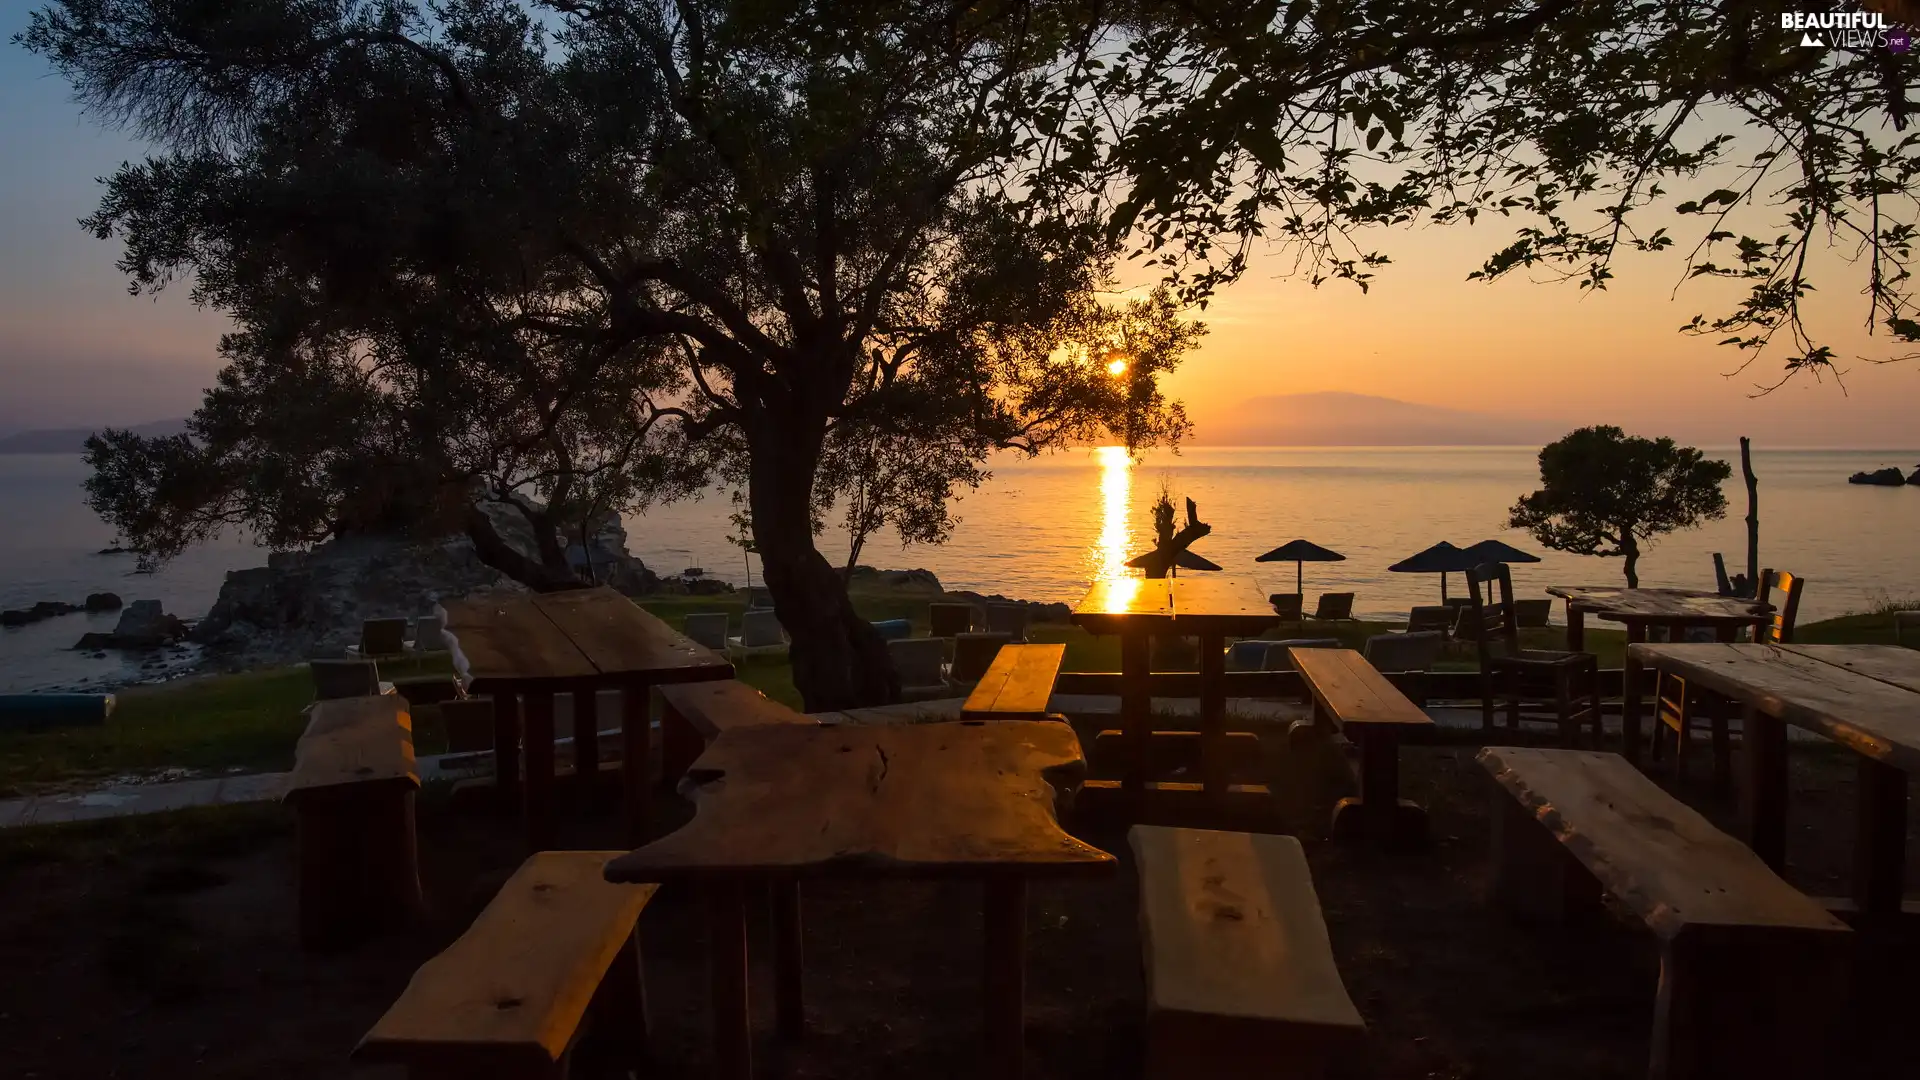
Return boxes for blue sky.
[2,2,1917,446]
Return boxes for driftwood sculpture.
[1125,493,1214,579]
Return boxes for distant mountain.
[0,418,188,454]
[1189,391,1568,447]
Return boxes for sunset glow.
[1105,356,1129,377]
[1090,445,1133,581]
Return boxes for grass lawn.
[0,588,1909,797]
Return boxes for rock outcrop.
[73,599,188,649]
[1,600,80,627]
[84,592,123,612]
[1849,467,1907,486]
[1909,466,1920,485]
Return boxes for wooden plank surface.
[1630,643,1920,771]
[1168,576,1280,629]
[355,851,657,1072]
[658,679,815,738]
[1477,747,1850,940]
[442,592,597,683]
[1781,643,1920,696]
[1130,826,1364,1064]
[534,587,733,680]
[1290,648,1432,729]
[963,643,1066,719]
[1072,578,1173,634]
[1546,585,1771,624]
[604,722,1115,880]
[285,695,417,797]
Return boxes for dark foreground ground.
[2,727,1917,1080]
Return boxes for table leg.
[983,878,1027,1080]
[772,879,805,1041]
[1565,603,1585,652]
[574,682,600,803]
[1198,632,1228,806]
[1332,727,1427,849]
[1715,622,1740,644]
[623,681,652,846]
[523,690,557,851]
[708,881,752,1080]
[493,692,522,807]
[1742,706,1788,872]
[1120,631,1151,801]
[1621,621,1648,765]
[1853,758,1909,918]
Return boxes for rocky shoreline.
[1847,464,1920,486]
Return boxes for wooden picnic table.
[1546,586,1771,763]
[1071,575,1277,815]
[1290,647,1434,848]
[440,586,732,848]
[1628,643,1920,920]
[604,720,1113,1080]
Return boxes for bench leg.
[1198,632,1229,808]
[1330,729,1427,850]
[294,783,424,950]
[1741,706,1788,873]
[523,691,558,851]
[983,878,1027,1080]
[494,693,522,808]
[660,698,702,789]
[573,684,600,807]
[586,926,651,1072]
[1120,631,1152,806]
[708,881,753,1080]
[1651,933,1848,1080]
[1487,791,1601,922]
[772,879,805,1040]
[1707,694,1733,801]
[1853,758,1909,919]
[623,682,652,846]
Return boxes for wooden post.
[1742,706,1788,872]
[574,682,600,801]
[772,879,805,1041]
[1852,758,1909,918]
[708,881,753,1080]
[1620,621,1648,765]
[623,681,651,846]
[523,691,557,851]
[1198,632,1228,806]
[493,692,522,807]
[983,878,1028,1080]
[1120,630,1152,801]
[1565,603,1586,652]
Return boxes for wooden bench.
[657,679,816,785]
[283,694,425,950]
[1289,647,1433,848]
[356,851,658,1079]
[1130,825,1365,1080]
[961,642,1066,720]
[1478,747,1852,1080]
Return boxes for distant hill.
[1189,391,1568,446]
[0,418,188,454]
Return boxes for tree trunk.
[749,432,898,711]
[463,503,582,593]
[1740,436,1759,596]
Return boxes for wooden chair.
[1309,592,1354,621]
[1511,598,1553,628]
[1464,563,1601,746]
[285,695,425,950]
[929,602,974,637]
[1405,605,1452,634]
[1130,826,1364,1080]
[355,851,657,1079]
[347,617,411,659]
[1754,568,1805,644]
[1479,748,1850,1080]
[1267,593,1304,621]
[962,643,1065,720]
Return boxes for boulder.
[84,592,123,612]
[112,600,187,646]
[0,600,82,627]
[1848,467,1907,486]
[1908,465,1920,485]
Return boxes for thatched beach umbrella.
[1255,539,1346,596]
[1387,541,1478,600]
[1126,549,1222,572]
[1459,539,1542,601]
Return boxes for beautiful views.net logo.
[1782,11,1912,52]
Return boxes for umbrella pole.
[1296,561,1303,597]
[1441,572,1448,602]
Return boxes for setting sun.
[1105,356,1129,377]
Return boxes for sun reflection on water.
[1090,445,1135,582]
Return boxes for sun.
[1105,356,1129,377]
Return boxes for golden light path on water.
[1090,445,1135,584]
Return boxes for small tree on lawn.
[1509,426,1731,588]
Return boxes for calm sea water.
[4,446,1918,692]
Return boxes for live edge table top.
[441,586,732,688]
[604,721,1116,882]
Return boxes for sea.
[4,446,1918,693]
